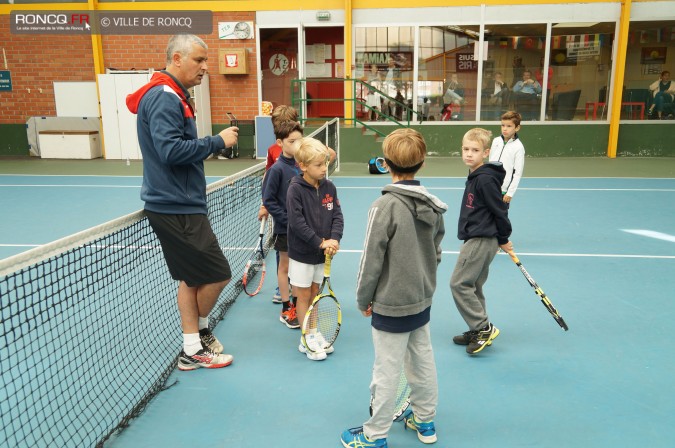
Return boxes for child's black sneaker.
[466,323,499,354]
[452,330,476,345]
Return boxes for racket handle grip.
[506,249,520,264]
[324,253,332,274]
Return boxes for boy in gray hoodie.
[341,128,447,448]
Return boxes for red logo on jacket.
[322,194,336,211]
[466,193,475,209]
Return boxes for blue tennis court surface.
[3,174,675,447]
[0,175,221,260]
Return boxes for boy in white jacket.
[489,111,525,205]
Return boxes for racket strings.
[309,297,340,343]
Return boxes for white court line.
[5,185,672,192]
[3,246,673,264]
[336,249,675,259]
[336,186,675,192]
[332,175,675,180]
[3,244,672,259]
[621,229,675,243]
[0,184,141,188]
[0,174,142,178]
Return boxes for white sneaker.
[314,332,334,354]
[298,334,327,361]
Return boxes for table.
[585,102,645,120]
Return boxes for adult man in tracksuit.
[126,34,238,371]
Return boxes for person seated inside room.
[483,71,508,106]
[648,70,675,119]
[512,70,542,120]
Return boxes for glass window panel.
[480,24,547,121]
[377,28,388,51]
[355,27,414,122]
[548,22,616,121]
[419,25,480,122]
[624,20,675,120]
[260,28,299,110]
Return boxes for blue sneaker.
[340,426,387,448]
[403,409,437,444]
[272,287,282,304]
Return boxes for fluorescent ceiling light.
[552,22,599,28]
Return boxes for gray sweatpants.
[364,323,438,440]
[450,237,499,331]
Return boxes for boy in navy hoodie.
[450,128,514,355]
[262,121,304,329]
[286,137,343,361]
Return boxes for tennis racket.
[301,254,342,353]
[242,217,267,296]
[369,368,412,422]
[506,250,569,331]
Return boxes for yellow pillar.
[344,0,354,125]
[88,0,104,75]
[607,0,631,158]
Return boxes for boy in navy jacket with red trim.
[286,137,343,360]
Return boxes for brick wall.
[0,16,95,124]
[0,12,259,126]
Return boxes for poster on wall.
[355,52,413,73]
[0,70,12,92]
[550,49,577,66]
[642,64,663,75]
[456,53,478,72]
[269,54,290,76]
[641,47,667,64]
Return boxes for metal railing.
[290,78,424,137]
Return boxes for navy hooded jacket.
[457,162,512,245]
[286,175,344,264]
[126,71,225,215]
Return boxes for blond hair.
[295,137,329,166]
[463,128,492,150]
[382,128,426,174]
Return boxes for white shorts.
[289,259,325,288]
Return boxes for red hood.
[126,71,190,115]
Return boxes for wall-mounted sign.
[641,47,667,65]
[0,70,12,92]
[269,54,289,76]
[456,53,478,72]
[218,49,249,74]
[218,21,254,40]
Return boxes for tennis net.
[0,118,339,447]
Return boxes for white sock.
[198,316,209,331]
[183,333,202,356]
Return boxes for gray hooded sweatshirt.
[356,183,447,318]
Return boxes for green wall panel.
[2,121,672,159]
[0,124,29,156]
[339,124,612,163]
[617,123,675,157]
